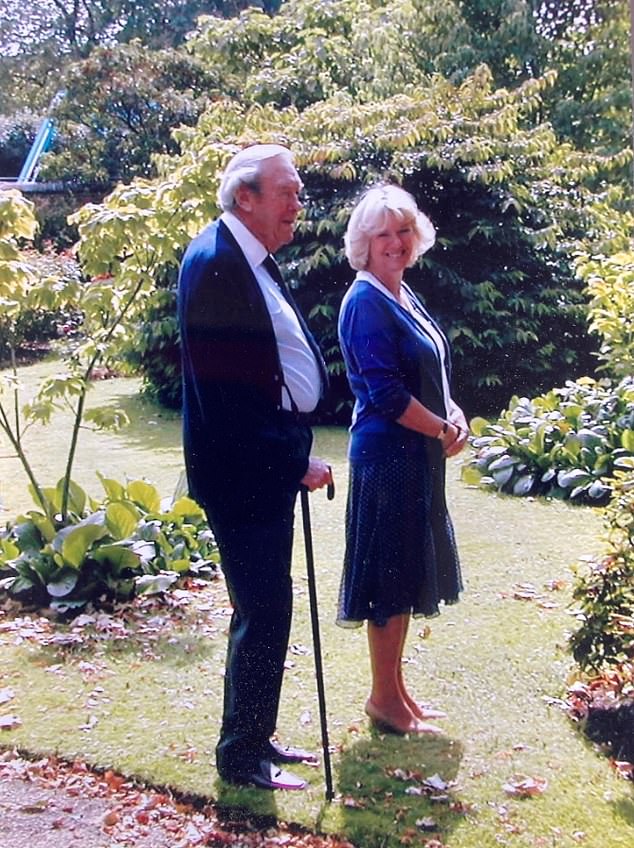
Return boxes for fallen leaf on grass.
[416,817,438,832]
[0,687,15,704]
[502,774,547,797]
[342,796,366,809]
[423,773,450,792]
[0,713,22,730]
[19,800,49,813]
[544,579,567,591]
[102,809,120,827]
[512,583,538,600]
[612,760,634,780]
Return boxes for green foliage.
[0,248,81,363]
[0,187,173,522]
[576,248,634,381]
[0,0,259,114]
[0,111,40,178]
[463,377,634,504]
[0,476,218,612]
[122,270,182,409]
[569,463,634,669]
[40,42,219,188]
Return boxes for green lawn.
[1,361,632,847]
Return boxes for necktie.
[262,255,329,395]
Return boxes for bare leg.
[395,614,446,721]
[366,613,440,734]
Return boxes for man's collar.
[220,211,268,268]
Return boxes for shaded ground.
[0,751,354,848]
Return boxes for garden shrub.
[462,376,634,504]
[0,476,218,614]
[569,462,634,670]
[577,248,634,381]
[0,248,81,364]
[122,269,182,410]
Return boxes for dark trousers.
[207,492,297,777]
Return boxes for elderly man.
[178,144,332,790]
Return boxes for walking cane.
[300,473,335,802]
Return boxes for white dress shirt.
[221,212,321,412]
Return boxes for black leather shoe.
[268,740,319,765]
[222,759,307,791]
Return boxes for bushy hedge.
[462,377,634,504]
[0,476,217,614]
[569,463,634,670]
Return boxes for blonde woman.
[337,185,468,734]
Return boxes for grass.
[1,360,633,847]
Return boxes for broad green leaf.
[128,480,161,513]
[26,511,56,543]
[469,416,490,437]
[30,484,60,515]
[488,455,517,471]
[558,468,593,489]
[0,538,19,561]
[513,475,534,496]
[621,429,634,452]
[93,545,140,573]
[170,496,205,521]
[97,473,126,501]
[492,465,514,487]
[136,572,178,594]
[587,479,611,500]
[53,516,108,569]
[169,558,191,573]
[47,568,80,598]
[106,502,139,540]
[56,478,87,516]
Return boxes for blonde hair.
[217,144,294,211]
[344,184,436,270]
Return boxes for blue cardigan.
[338,278,451,462]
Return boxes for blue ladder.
[18,118,56,184]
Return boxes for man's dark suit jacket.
[178,219,313,523]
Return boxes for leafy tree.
[189,0,632,155]
[0,0,264,114]
[77,63,629,416]
[39,41,219,187]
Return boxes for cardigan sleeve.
[339,287,411,421]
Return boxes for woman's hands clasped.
[442,402,470,458]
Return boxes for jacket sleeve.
[339,289,411,420]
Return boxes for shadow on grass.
[334,730,466,847]
[612,795,634,826]
[23,627,222,670]
[214,783,280,829]
[101,391,182,454]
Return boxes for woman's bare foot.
[365,698,441,735]
[397,672,447,720]
[404,694,447,721]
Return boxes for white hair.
[344,184,436,270]
[217,144,295,211]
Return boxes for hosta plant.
[0,476,218,614]
[462,376,634,504]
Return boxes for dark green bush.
[0,476,217,614]
[569,463,634,670]
[0,112,40,179]
[122,270,182,410]
[462,377,634,504]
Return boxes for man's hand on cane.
[301,457,333,492]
